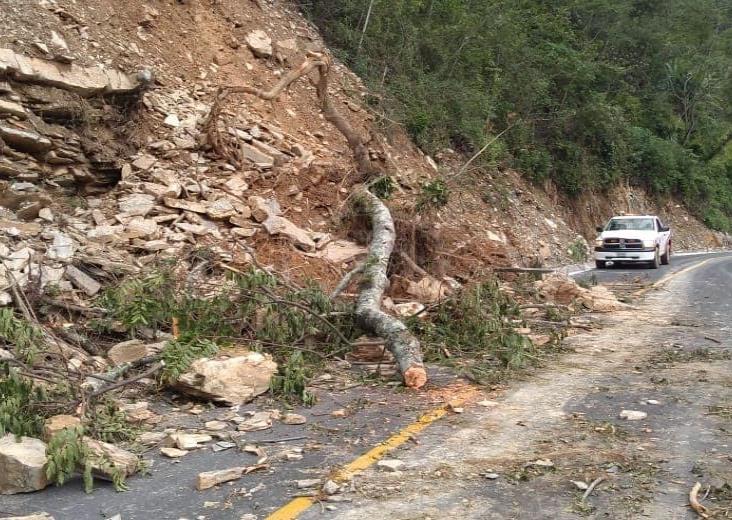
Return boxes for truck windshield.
[605,218,655,231]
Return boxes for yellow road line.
[636,257,714,296]
[266,405,452,520]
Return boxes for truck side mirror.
[662,226,670,232]
[596,226,604,233]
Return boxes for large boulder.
[174,352,278,405]
[0,434,49,495]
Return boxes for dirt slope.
[0,0,726,304]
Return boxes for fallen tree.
[217,52,426,388]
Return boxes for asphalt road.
[3,253,730,520]
[573,251,732,287]
[302,254,732,519]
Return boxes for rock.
[296,479,321,489]
[0,435,49,494]
[38,207,53,222]
[223,175,249,196]
[263,216,316,252]
[107,339,165,366]
[204,421,228,431]
[245,30,272,58]
[166,433,213,450]
[163,197,208,214]
[237,411,273,432]
[407,276,450,303]
[0,99,27,119]
[536,274,626,312]
[124,217,158,239]
[197,466,248,490]
[240,143,274,167]
[138,432,166,446]
[87,225,123,242]
[118,193,156,216]
[316,240,367,264]
[393,302,425,318]
[571,480,589,490]
[0,126,52,154]
[43,415,81,440]
[281,413,306,425]
[163,114,180,128]
[160,447,188,458]
[0,48,140,96]
[377,459,404,472]
[84,438,139,479]
[619,410,647,421]
[65,265,101,296]
[132,155,157,171]
[175,352,277,405]
[581,285,628,312]
[206,198,237,220]
[274,38,299,63]
[322,479,340,495]
[248,196,280,222]
[528,334,552,347]
[47,232,75,261]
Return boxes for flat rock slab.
[0,48,140,96]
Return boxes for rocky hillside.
[0,0,728,310]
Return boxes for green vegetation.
[0,370,48,438]
[0,308,43,363]
[299,0,732,230]
[98,265,357,403]
[45,426,94,493]
[369,175,397,199]
[416,178,450,210]
[408,279,536,382]
[270,351,317,406]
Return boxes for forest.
[299,0,732,230]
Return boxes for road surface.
[3,253,730,519]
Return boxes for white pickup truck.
[594,215,672,269]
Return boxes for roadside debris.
[619,410,647,421]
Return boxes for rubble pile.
[536,274,628,312]
[0,47,373,309]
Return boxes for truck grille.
[603,238,643,250]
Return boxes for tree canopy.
[299,0,732,230]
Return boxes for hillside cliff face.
[0,0,727,307]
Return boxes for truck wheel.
[595,260,606,269]
[650,249,660,269]
[661,244,671,265]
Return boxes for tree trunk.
[353,189,427,389]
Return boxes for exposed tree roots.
[219,52,426,388]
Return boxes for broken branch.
[353,189,427,389]
[689,482,710,519]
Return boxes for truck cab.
[594,215,672,269]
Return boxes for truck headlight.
[594,238,603,247]
[642,240,655,248]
